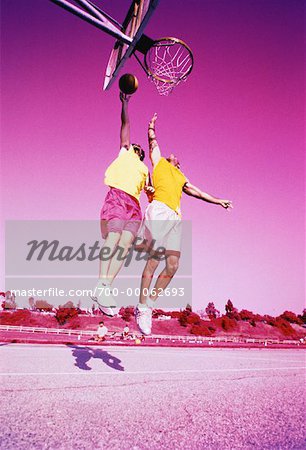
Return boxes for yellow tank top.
[104,146,148,201]
[153,158,187,214]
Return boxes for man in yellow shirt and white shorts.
[135,113,233,335]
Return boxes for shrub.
[211,317,222,328]
[208,324,216,333]
[298,309,306,324]
[119,306,134,322]
[263,315,277,327]
[221,316,237,331]
[179,312,188,327]
[190,324,212,336]
[275,318,296,337]
[239,310,263,323]
[170,311,181,319]
[280,311,302,325]
[186,313,201,325]
[239,309,255,321]
[253,314,265,322]
[0,309,32,325]
[55,307,78,326]
[65,316,81,329]
[232,311,241,321]
[0,310,57,327]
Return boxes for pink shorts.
[100,187,142,239]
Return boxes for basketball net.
[145,38,194,96]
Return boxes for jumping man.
[135,113,233,335]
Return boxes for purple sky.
[1,0,305,315]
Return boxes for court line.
[1,345,305,363]
[0,366,305,377]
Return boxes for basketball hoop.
[143,38,194,95]
[49,1,194,95]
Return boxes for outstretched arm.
[148,113,161,167]
[120,92,130,149]
[183,182,233,209]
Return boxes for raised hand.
[219,199,233,210]
[119,92,131,103]
[149,113,157,127]
[144,185,155,194]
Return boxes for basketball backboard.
[50,0,193,95]
[103,0,159,90]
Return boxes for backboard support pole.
[74,0,107,23]
[49,0,133,45]
[85,0,123,28]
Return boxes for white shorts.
[137,200,182,257]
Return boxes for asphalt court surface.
[1,344,305,449]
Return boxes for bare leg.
[150,255,180,301]
[99,232,121,282]
[139,257,160,304]
[106,230,134,284]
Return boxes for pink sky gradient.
[1,0,305,315]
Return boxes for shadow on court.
[67,345,124,371]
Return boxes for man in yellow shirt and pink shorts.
[135,113,233,335]
[91,94,153,316]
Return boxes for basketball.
[119,73,139,95]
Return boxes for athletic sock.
[137,302,149,309]
[146,297,155,309]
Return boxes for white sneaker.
[91,280,117,317]
[135,303,152,336]
[92,302,117,317]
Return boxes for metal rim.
[144,37,194,84]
